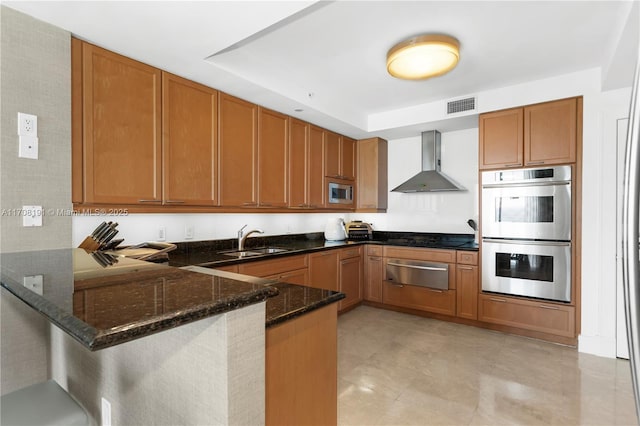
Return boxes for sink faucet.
[237,224,264,250]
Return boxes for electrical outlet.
[18,112,37,135]
[185,225,194,240]
[101,397,112,426]
[23,275,43,295]
[158,226,166,241]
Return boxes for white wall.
[72,212,353,246]
[357,128,479,234]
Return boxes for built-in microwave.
[328,181,353,205]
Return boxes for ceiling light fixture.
[386,34,460,80]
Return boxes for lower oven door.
[482,239,571,302]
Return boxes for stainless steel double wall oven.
[481,165,572,302]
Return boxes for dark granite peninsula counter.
[0,248,277,350]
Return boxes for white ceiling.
[4,1,639,139]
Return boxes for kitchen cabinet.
[238,255,307,281]
[308,250,339,291]
[218,93,258,207]
[325,132,356,181]
[455,251,478,320]
[338,246,363,311]
[215,264,239,273]
[357,137,388,212]
[76,40,162,205]
[258,107,289,207]
[382,281,456,316]
[289,120,325,209]
[162,72,218,206]
[265,303,337,426]
[479,97,578,170]
[478,294,575,338]
[308,125,326,208]
[364,245,383,302]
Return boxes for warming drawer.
[385,258,449,290]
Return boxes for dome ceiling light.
[386,34,460,80]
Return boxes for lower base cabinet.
[382,281,456,316]
[338,248,363,311]
[478,294,575,338]
[456,264,478,320]
[266,303,337,426]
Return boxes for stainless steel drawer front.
[385,258,449,290]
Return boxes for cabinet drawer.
[215,264,239,273]
[339,246,362,260]
[265,268,308,286]
[383,246,455,263]
[367,245,383,256]
[478,294,575,337]
[382,281,456,316]
[238,254,307,277]
[456,251,478,266]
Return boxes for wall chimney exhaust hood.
[391,130,465,192]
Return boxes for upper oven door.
[482,180,571,240]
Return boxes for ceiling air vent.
[446,96,476,115]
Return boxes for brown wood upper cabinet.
[357,137,388,212]
[258,107,289,207]
[289,120,325,209]
[162,73,218,206]
[76,40,162,205]
[324,131,356,181]
[218,93,258,207]
[479,97,578,170]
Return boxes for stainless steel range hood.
[391,130,465,192]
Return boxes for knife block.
[78,236,101,252]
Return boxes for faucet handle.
[238,224,248,238]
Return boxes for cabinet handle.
[490,297,507,303]
[538,304,560,310]
[458,266,473,270]
[259,203,273,207]
[139,199,162,203]
[387,262,447,272]
[297,204,308,207]
[242,202,258,206]
[165,200,185,204]
[527,161,545,166]
[370,257,381,260]
[504,163,522,168]
[426,288,444,293]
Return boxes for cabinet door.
[82,42,162,204]
[524,98,577,166]
[218,93,257,206]
[289,118,308,208]
[456,265,478,320]
[340,136,357,181]
[364,255,383,302]
[258,108,288,207]
[162,73,217,206]
[479,108,523,170]
[339,255,363,311]
[324,130,341,178]
[266,268,309,286]
[357,137,388,211]
[308,251,339,291]
[308,125,325,208]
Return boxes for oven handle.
[482,181,570,189]
[482,239,570,247]
[386,262,448,272]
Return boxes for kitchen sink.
[219,247,289,258]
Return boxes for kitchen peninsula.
[0,248,343,425]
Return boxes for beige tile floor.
[337,306,638,426]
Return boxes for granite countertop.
[0,249,277,351]
[168,231,478,269]
[183,266,344,328]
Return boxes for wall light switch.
[23,275,43,295]
[22,205,43,227]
